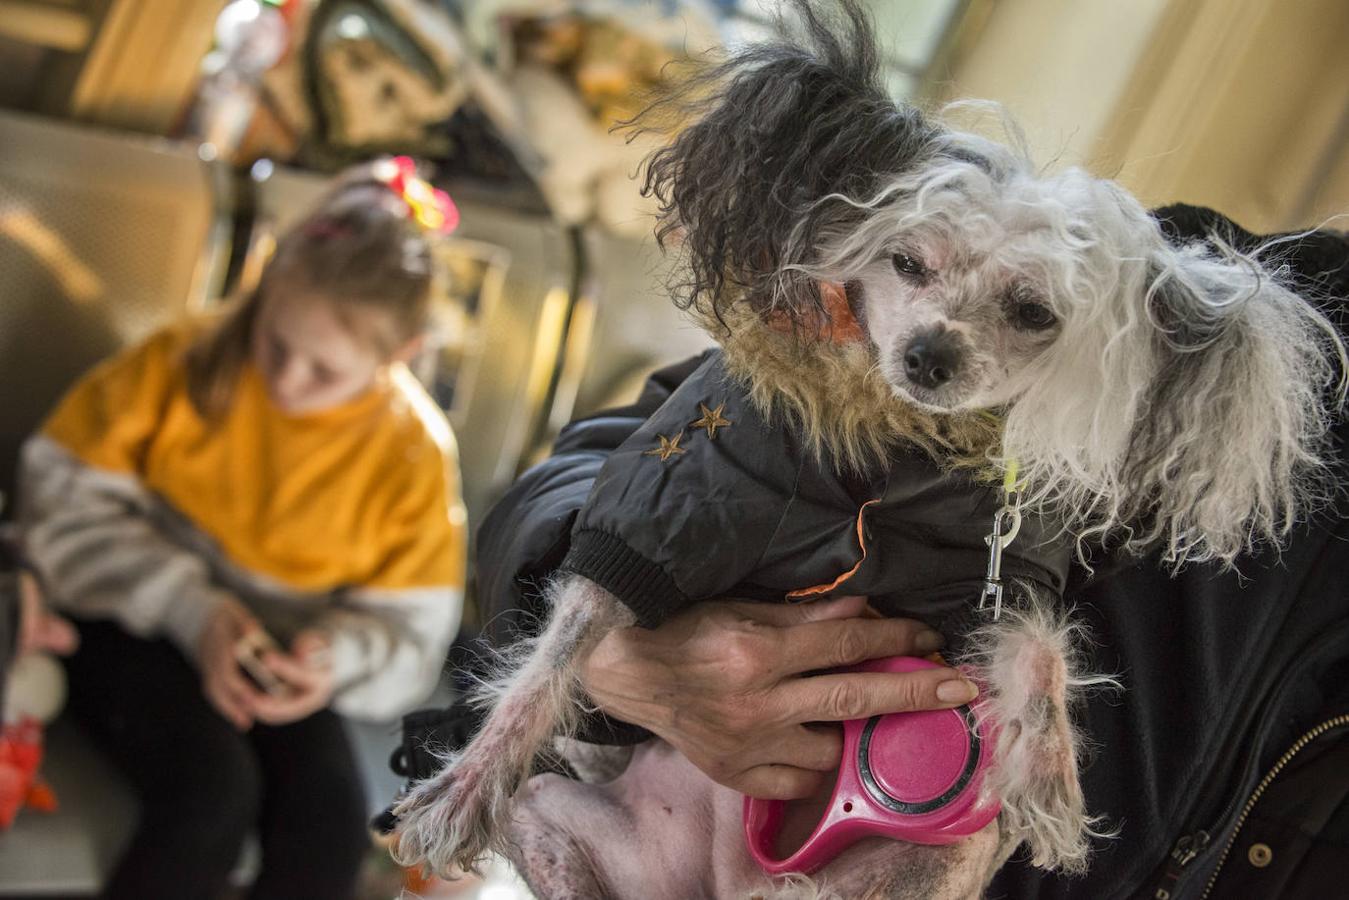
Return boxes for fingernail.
[914,629,945,653]
[937,678,978,703]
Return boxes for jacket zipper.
[1197,714,1349,899]
[1143,619,1349,900]
[1151,831,1211,899]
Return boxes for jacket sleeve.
[321,584,463,721]
[560,353,799,628]
[454,354,709,747]
[320,432,468,721]
[17,333,234,660]
[475,353,712,648]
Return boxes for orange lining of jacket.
[786,498,880,599]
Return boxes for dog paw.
[391,754,511,876]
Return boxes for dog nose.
[903,329,961,389]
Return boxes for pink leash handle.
[744,656,1000,876]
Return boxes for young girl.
[16,160,467,899]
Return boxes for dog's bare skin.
[394,576,1096,894]
[510,740,1009,900]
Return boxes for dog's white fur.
[392,578,1109,883]
[390,127,1344,892]
[790,125,1345,567]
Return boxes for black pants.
[63,619,370,900]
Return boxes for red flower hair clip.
[377,156,460,235]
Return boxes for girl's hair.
[185,163,436,418]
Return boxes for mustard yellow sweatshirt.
[19,324,466,720]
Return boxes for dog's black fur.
[629,0,941,331]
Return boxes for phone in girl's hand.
[234,630,291,696]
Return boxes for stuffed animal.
[0,571,66,828]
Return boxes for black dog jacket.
[561,352,1069,634]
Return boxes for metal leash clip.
[980,480,1023,621]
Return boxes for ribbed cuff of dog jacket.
[561,528,688,629]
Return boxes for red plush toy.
[0,717,57,828]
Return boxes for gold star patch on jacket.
[690,402,732,440]
[645,431,689,462]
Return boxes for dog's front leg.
[391,576,634,876]
[963,592,1118,873]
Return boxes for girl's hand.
[17,572,78,656]
[579,594,978,800]
[251,630,336,726]
[198,598,266,731]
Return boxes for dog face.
[837,150,1164,414]
[848,200,1065,412]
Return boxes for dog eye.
[1013,302,1057,330]
[892,253,928,280]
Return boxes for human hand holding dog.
[579,593,978,800]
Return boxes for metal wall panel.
[0,110,222,510]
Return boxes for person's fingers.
[236,613,263,638]
[223,675,264,720]
[261,651,321,689]
[204,679,252,731]
[223,600,262,639]
[757,725,844,773]
[291,631,331,663]
[776,668,978,724]
[251,687,321,725]
[217,652,250,692]
[737,594,870,627]
[731,764,826,801]
[17,573,43,653]
[218,655,266,709]
[33,613,79,656]
[249,692,295,723]
[776,616,944,675]
[714,724,844,776]
[292,630,326,652]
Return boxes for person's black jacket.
[397,207,1349,899]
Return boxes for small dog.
[390,2,1344,892]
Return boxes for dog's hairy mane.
[626,0,940,333]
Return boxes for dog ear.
[1001,214,1344,567]
[627,0,938,331]
[1119,240,1344,565]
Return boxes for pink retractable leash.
[744,655,1000,876]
